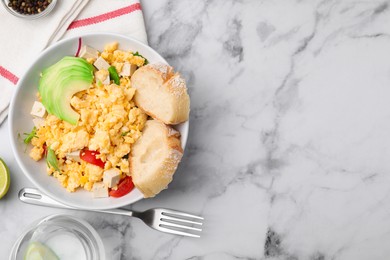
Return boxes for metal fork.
[19,188,204,238]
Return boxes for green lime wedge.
[24,242,59,260]
[0,158,10,199]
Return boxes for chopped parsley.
[133,51,149,65]
[46,148,60,172]
[97,79,102,87]
[108,66,120,85]
[121,131,130,136]
[23,127,37,144]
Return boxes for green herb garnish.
[46,148,60,172]
[108,66,120,85]
[23,127,37,144]
[121,131,130,136]
[97,79,102,87]
[133,51,149,65]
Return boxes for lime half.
[0,158,10,199]
[24,242,59,260]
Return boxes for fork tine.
[157,225,201,238]
[160,215,203,226]
[161,209,204,220]
[160,220,202,232]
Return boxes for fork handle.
[19,187,134,217]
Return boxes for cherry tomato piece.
[43,143,47,157]
[80,149,105,168]
[109,176,134,198]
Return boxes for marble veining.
[2,0,390,259]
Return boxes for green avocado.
[39,56,94,125]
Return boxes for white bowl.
[9,33,189,210]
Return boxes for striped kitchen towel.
[0,0,147,125]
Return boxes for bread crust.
[129,120,183,198]
[131,63,190,125]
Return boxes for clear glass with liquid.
[9,214,105,260]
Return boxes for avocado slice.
[39,57,94,125]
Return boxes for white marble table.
[2,0,390,259]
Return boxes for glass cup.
[9,214,105,260]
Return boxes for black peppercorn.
[7,0,52,15]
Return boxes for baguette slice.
[130,120,183,198]
[131,63,190,125]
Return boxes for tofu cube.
[95,70,110,85]
[30,101,46,118]
[32,117,45,128]
[93,56,110,70]
[103,168,121,188]
[120,62,137,77]
[92,182,108,198]
[79,45,99,59]
[66,150,81,163]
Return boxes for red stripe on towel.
[67,3,141,30]
[0,66,19,85]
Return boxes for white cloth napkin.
[0,0,147,125]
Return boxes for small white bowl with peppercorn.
[2,0,56,19]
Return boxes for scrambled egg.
[29,42,147,192]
